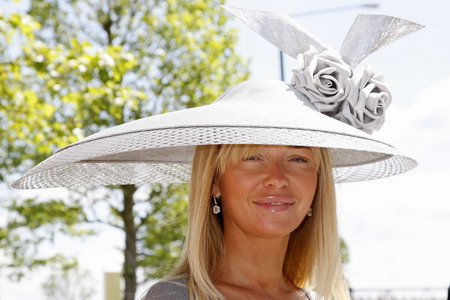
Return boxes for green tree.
[0,1,249,299]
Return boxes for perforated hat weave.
[12,80,417,189]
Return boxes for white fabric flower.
[335,65,391,133]
[291,46,352,114]
[291,46,391,134]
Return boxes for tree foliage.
[0,0,249,299]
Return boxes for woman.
[13,6,422,300]
[144,145,345,299]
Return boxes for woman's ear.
[212,181,221,198]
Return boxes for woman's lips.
[253,197,295,212]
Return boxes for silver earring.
[307,208,313,217]
[213,197,221,214]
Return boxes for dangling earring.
[307,208,313,217]
[212,197,221,214]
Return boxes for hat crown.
[211,79,368,138]
[215,79,308,105]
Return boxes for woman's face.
[214,145,318,239]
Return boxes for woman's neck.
[217,229,291,293]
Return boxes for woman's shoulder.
[142,278,188,300]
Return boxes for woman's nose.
[262,162,289,188]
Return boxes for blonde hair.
[168,144,350,300]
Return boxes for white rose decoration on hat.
[335,66,392,133]
[291,46,351,115]
[291,48,392,134]
[226,7,423,134]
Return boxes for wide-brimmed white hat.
[12,7,423,189]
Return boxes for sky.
[2,0,450,299]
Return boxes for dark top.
[143,279,313,299]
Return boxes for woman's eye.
[244,156,260,161]
[290,156,309,163]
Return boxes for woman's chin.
[246,220,304,239]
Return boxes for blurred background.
[1,0,449,299]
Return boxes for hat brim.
[12,80,417,189]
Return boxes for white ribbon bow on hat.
[223,6,424,134]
